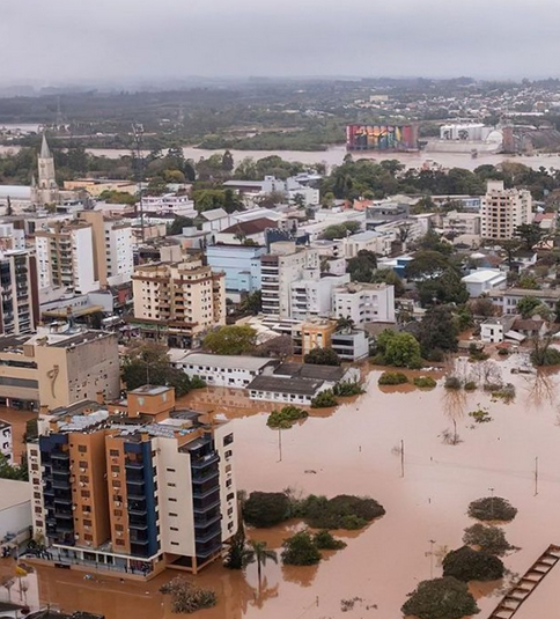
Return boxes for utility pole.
[278,429,282,462]
[429,539,436,579]
[534,457,539,497]
[488,487,495,518]
[400,439,405,478]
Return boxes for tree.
[304,347,341,366]
[224,525,253,570]
[335,316,355,332]
[160,577,216,614]
[240,290,262,315]
[417,267,469,307]
[442,546,504,582]
[373,268,405,297]
[517,273,540,290]
[281,531,321,566]
[517,295,542,318]
[404,250,449,280]
[346,250,378,283]
[320,221,361,240]
[0,453,28,481]
[121,340,197,396]
[497,238,522,269]
[514,223,544,251]
[203,325,257,355]
[243,492,290,527]
[310,389,338,408]
[375,329,422,369]
[401,577,479,619]
[462,524,511,556]
[221,150,234,173]
[416,229,453,255]
[167,215,194,236]
[301,494,385,529]
[469,296,497,318]
[468,496,518,522]
[246,540,278,583]
[417,305,459,359]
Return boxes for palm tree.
[336,315,355,333]
[246,540,278,583]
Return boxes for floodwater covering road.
[24,357,560,618]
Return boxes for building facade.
[132,258,225,348]
[0,420,12,464]
[289,272,350,320]
[480,180,532,240]
[332,283,396,325]
[80,211,134,287]
[28,385,237,578]
[35,221,97,294]
[205,244,265,299]
[0,250,40,335]
[30,135,60,207]
[0,327,120,410]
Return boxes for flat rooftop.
[177,353,276,371]
[129,384,172,396]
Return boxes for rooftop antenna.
[131,123,145,242]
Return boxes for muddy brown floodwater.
[25,356,560,618]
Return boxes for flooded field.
[15,358,560,618]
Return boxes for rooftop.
[462,269,505,284]
[273,362,345,382]
[129,384,172,396]
[221,217,277,236]
[176,352,276,371]
[247,374,324,396]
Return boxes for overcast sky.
[1,0,558,85]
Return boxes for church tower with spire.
[32,134,59,207]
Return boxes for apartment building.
[261,242,320,318]
[0,326,119,410]
[487,286,560,316]
[0,249,40,335]
[28,385,237,578]
[132,258,225,348]
[0,420,12,464]
[480,180,532,240]
[437,210,481,237]
[79,211,134,287]
[290,272,350,320]
[205,244,265,301]
[332,282,396,325]
[35,221,97,294]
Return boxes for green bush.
[333,380,365,396]
[497,348,509,356]
[243,492,290,527]
[468,496,518,522]
[531,346,560,367]
[468,407,492,423]
[300,494,385,530]
[313,530,347,550]
[492,383,516,401]
[281,531,321,566]
[378,372,409,385]
[464,381,477,391]
[267,406,308,429]
[462,524,511,556]
[401,577,479,619]
[160,577,217,614]
[190,375,207,389]
[442,546,504,582]
[444,376,462,390]
[413,376,437,389]
[310,389,338,408]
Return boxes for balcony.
[127,490,146,501]
[191,454,219,470]
[191,468,219,485]
[126,476,145,486]
[129,522,148,531]
[193,496,221,515]
[52,479,71,490]
[128,506,147,517]
[195,526,222,545]
[125,460,144,471]
[194,513,221,529]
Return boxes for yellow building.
[131,258,225,348]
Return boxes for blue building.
[206,244,265,301]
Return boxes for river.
[12,356,560,619]
[3,142,560,173]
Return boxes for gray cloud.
[1,0,559,84]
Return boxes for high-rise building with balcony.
[27,385,237,577]
[0,249,39,335]
[480,180,532,240]
[332,282,395,325]
[132,258,225,348]
[35,221,97,294]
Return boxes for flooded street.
[22,359,560,618]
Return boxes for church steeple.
[41,134,52,159]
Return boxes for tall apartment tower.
[132,258,225,347]
[27,385,237,577]
[31,135,60,207]
[79,211,133,288]
[480,180,532,240]
[260,241,320,318]
[35,221,97,294]
[0,249,40,335]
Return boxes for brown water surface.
[23,358,560,618]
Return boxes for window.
[79,461,87,468]
[226,492,234,502]
[225,450,233,459]
[81,490,90,498]
[84,534,93,541]
[115,524,124,532]
[168,482,176,488]
[83,519,92,527]
[171,542,179,546]
[169,497,177,502]
[166,468,176,473]
[78,445,87,453]
[109,449,119,457]
[169,512,178,517]
[170,527,179,531]
[226,479,233,488]
[116,539,125,546]
[111,465,120,473]
[33,492,41,499]
[223,433,233,446]
[114,509,123,517]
